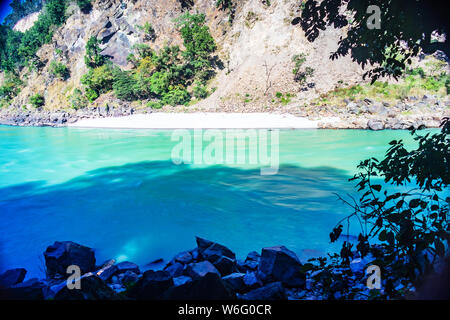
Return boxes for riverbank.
[0,238,413,300]
[0,94,447,130]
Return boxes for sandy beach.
[68,113,340,129]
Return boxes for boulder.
[186,261,221,279]
[258,246,306,288]
[195,237,236,276]
[0,278,47,300]
[0,268,27,288]
[54,275,119,300]
[44,241,96,279]
[164,272,235,300]
[119,271,140,285]
[222,273,246,293]
[243,272,263,290]
[130,270,173,300]
[367,119,385,131]
[172,251,193,265]
[115,261,140,275]
[240,282,286,300]
[244,251,260,270]
[165,262,185,277]
[97,265,118,282]
[173,276,192,287]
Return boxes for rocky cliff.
[0,0,448,128]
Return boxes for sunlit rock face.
[13,11,41,32]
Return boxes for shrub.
[147,101,163,109]
[0,73,23,101]
[77,0,92,14]
[69,88,88,110]
[81,64,114,102]
[137,22,156,41]
[330,119,449,297]
[49,61,70,80]
[162,87,191,106]
[29,93,45,108]
[85,36,107,69]
[193,83,209,99]
[112,69,138,101]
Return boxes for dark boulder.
[196,237,236,260]
[54,275,119,300]
[258,246,305,288]
[186,261,221,279]
[0,268,27,288]
[115,261,140,275]
[243,272,263,290]
[119,271,140,285]
[240,282,286,300]
[172,251,193,265]
[164,272,235,300]
[44,241,96,279]
[97,265,118,282]
[222,273,246,293]
[195,237,237,276]
[244,251,261,270]
[0,278,47,300]
[165,262,185,277]
[130,270,173,300]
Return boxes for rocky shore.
[0,238,381,300]
[0,94,448,130]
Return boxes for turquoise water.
[0,126,426,278]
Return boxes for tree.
[77,0,93,14]
[297,0,449,82]
[84,36,106,69]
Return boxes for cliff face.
[0,0,389,111]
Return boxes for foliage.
[146,100,163,109]
[69,88,88,110]
[29,93,45,108]
[2,0,43,27]
[298,0,449,82]
[0,0,68,72]
[161,86,191,106]
[329,119,449,297]
[175,12,216,76]
[292,54,314,84]
[49,61,70,80]
[112,68,138,101]
[137,22,156,41]
[84,36,107,69]
[77,0,93,14]
[193,82,209,99]
[80,64,114,102]
[0,72,23,102]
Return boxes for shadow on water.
[0,161,359,278]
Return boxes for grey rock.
[367,119,385,131]
[258,246,305,288]
[44,241,96,279]
[186,261,221,279]
[115,261,140,275]
[130,270,173,300]
[0,278,47,300]
[165,262,185,277]
[222,273,246,293]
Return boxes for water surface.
[0,126,425,278]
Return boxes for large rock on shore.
[0,278,47,300]
[196,237,237,276]
[54,275,120,300]
[0,268,27,288]
[44,241,96,279]
[258,246,306,288]
[240,282,286,300]
[130,270,173,300]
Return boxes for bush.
[85,36,107,69]
[112,69,138,101]
[162,87,191,106]
[0,73,23,101]
[329,119,449,297]
[137,22,156,41]
[69,88,88,110]
[77,0,92,14]
[29,93,45,108]
[147,101,163,109]
[81,64,114,102]
[49,61,70,80]
[193,83,209,99]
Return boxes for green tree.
[29,93,45,108]
[84,36,106,69]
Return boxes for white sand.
[69,113,340,129]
